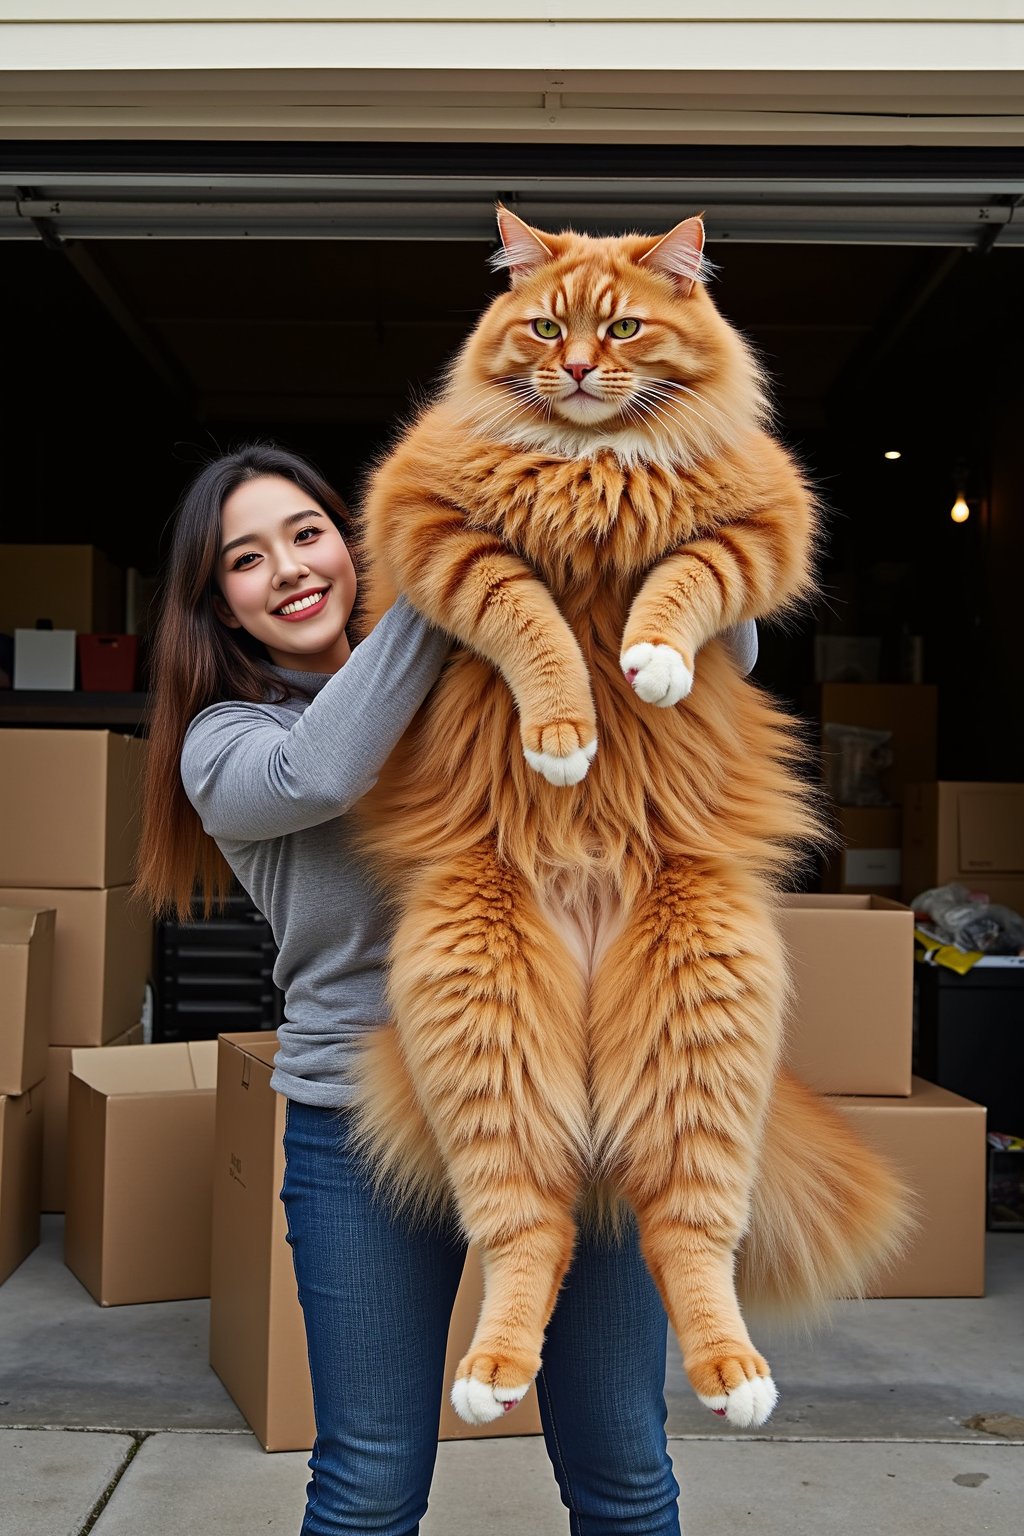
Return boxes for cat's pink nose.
[564,362,595,383]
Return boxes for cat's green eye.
[532,318,561,339]
[609,318,641,339]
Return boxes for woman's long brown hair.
[135,443,350,920]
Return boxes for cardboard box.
[211,1033,543,1452]
[0,887,151,1048]
[65,1040,217,1305]
[837,1078,986,1298]
[42,1023,144,1213]
[903,781,1024,912]
[821,807,903,896]
[0,545,124,636]
[779,895,913,1096]
[0,731,146,890]
[813,684,937,806]
[13,629,76,691]
[0,907,55,1095]
[0,1082,43,1285]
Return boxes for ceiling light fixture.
[950,494,970,524]
[884,450,901,460]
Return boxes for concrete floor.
[1,1217,1022,1535]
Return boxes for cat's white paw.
[698,1374,778,1430]
[450,1376,533,1425]
[621,643,693,707]
[523,737,597,787]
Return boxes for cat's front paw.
[522,721,598,787]
[451,1351,536,1425]
[621,643,693,707]
[690,1351,778,1429]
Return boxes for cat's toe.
[697,1373,778,1430]
[451,1376,532,1425]
[621,643,693,707]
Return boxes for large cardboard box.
[821,807,903,896]
[0,907,54,1095]
[42,1023,144,1213]
[0,730,146,889]
[211,1033,543,1452]
[0,544,124,636]
[0,887,151,1048]
[837,1078,986,1298]
[903,781,1024,912]
[65,1040,217,1305]
[0,1082,43,1285]
[779,895,913,1096]
[813,684,937,806]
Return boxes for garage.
[1,7,1023,1534]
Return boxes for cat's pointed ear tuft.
[637,215,709,298]
[490,203,556,283]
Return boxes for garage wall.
[2,3,1024,144]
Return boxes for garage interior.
[2,144,1023,781]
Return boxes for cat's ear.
[492,204,556,283]
[637,215,707,298]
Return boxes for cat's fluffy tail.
[737,1068,917,1314]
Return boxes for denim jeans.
[281,1099,680,1536]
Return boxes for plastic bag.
[911,883,1024,955]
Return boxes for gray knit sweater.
[181,600,758,1107]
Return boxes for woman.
[138,441,758,1536]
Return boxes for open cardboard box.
[779,894,914,1096]
[0,887,151,1048]
[211,1033,543,1452]
[837,1077,986,1298]
[0,730,145,889]
[0,906,54,1096]
[0,1080,43,1285]
[65,1040,217,1305]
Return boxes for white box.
[13,629,75,690]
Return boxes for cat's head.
[447,206,769,466]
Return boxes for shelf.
[0,691,149,729]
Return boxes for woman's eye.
[295,526,320,543]
[232,552,258,570]
[532,318,561,339]
[609,318,641,339]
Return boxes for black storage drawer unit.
[154,888,283,1042]
[916,962,1024,1137]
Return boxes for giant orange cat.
[351,207,912,1430]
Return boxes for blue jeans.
[281,1099,680,1536]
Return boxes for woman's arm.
[181,596,449,842]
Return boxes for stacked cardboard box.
[0,731,152,1215]
[808,683,938,897]
[0,907,54,1282]
[780,894,986,1298]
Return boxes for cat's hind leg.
[388,843,589,1425]
[589,858,785,1429]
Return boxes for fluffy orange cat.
[351,207,913,1431]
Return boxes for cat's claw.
[621,643,693,707]
[450,1376,533,1425]
[523,737,597,786]
[698,1374,778,1430]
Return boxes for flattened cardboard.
[0,907,54,1095]
[903,781,1024,911]
[211,1033,542,1452]
[780,895,913,1096]
[42,1024,143,1213]
[837,1077,986,1298]
[0,730,146,889]
[64,1040,217,1305]
[0,1082,43,1285]
[0,886,151,1047]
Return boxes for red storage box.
[77,634,138,692]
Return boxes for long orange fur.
[349,209,914,1428]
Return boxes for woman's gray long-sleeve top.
[181,600,758,1107]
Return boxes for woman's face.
[215,474,357,673]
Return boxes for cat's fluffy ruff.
[350,212,914,1429]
